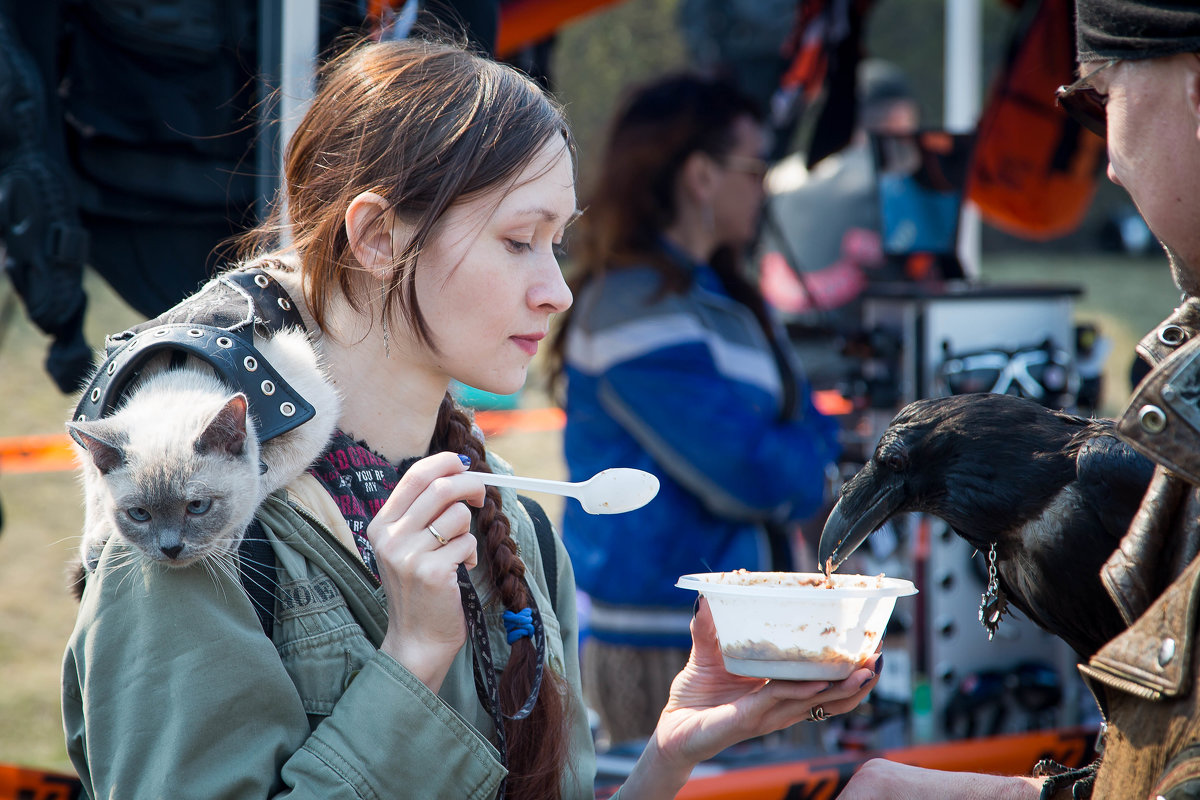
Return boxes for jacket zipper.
[290,502,383,590]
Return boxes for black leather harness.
[72,267,314,443]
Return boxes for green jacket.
[62,465,599,799]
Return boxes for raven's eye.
[883,451,908,471]
[127,507,151,522]
[186,498,213,515]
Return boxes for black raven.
[818,393,1155,659]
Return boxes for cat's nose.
[161,543,184,559]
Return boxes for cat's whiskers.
[67,568,88,597]
[199,556,236,603]
[106,555,144,596]
[95,542,140,574]
[211,549,242,581]
[237,553,281,578]
[234,557,285,626]
[209,564,231,600]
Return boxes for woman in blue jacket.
[550,74,842,745]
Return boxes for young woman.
[548,74,843,744]
[62,39,878,799]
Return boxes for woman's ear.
[346,191,401,277]
[678,150,720,205]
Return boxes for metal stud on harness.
[71,267,314,443]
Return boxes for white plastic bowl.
[676,571,918,680]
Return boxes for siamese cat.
[68,326,340,591]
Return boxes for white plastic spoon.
[469,468,660,514]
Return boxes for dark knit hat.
[1077,0,1200,62]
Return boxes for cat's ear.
[196,394,250,457]
[68,421,126,474]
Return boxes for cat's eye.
[127,507,151,522]
[186,498,213,515]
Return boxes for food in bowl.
[676,570,917,680]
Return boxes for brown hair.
[571,73,762,285]
[548,74,787,406]
[240,38,572,798]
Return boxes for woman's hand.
[622,597,882,798]
[836,760,1046,800]
[365,451,485,692]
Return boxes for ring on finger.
[809,705,827,722]
[428,524,449,546]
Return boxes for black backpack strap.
[238,518,277,638]
[517,494,558,615]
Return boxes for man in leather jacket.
[1063,4,1200,795]
[836,2,1200,798]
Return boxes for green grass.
[0,271,140,771]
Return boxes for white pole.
[944,0,983,279]
[278,0,320,239]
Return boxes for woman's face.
[711,116,768,249]
[410,137,576,395]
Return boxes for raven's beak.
[818,465,906,572]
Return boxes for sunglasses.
[937,342,1077,405]
[1055,59,1118,139]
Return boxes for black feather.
[819,393,1154,658]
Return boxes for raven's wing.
[1075,429,1156,541]
[1002,428,1154,657]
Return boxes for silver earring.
[381,288,391,359]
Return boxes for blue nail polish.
[459,454,471,468]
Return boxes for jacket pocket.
[276,613,377,719]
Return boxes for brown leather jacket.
[1077,297,1200,798]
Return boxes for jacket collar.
[1111,317,1200,614]
[1135,295,1200,367]
[285,472,363,559]
[1088,300,1200,699]
[1120,328,1200,484]
[1082,548,1200,702]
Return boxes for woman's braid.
[433,394,570,799]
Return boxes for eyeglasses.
[722,154,769,180]
[1055,59,1118,139]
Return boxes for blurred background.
[0,0,1178,778]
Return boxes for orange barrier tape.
[2,726,1096,800]
[665,725,1098,800]
[0,434,77,475]
[474,406,565,437]
[494,0,623,57]
[0,764,81,800]
[0,409,568,475]
[1,393,857,475]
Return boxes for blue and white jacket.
[561,255,841,648]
